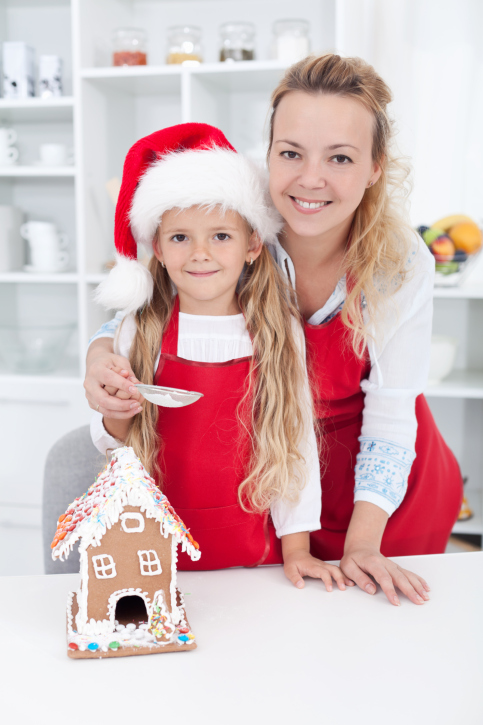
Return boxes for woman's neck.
[279,217,353,318]
[279,217,352,272]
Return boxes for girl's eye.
[214,233,230,241]
[171,234,187,242]
[332,154,352,164]
[280,150,300,160]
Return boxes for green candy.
[109,641,120,650]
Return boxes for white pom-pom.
[94,255,154,313]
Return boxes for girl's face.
[154,205,262,315]
[269,91,382,242]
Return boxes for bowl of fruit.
[417,214,482,286]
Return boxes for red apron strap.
[161,296,180,356]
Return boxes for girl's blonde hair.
[268,53,414,355]
[125,229,309,513]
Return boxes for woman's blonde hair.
[268,53,414,355]
[125,227,309,513]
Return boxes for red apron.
[153,298,282,570]
[306,312,463,560]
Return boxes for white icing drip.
[53,447,201,563]
[170,536,180,624]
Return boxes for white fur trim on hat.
[130,147,283,250]
[94,254,154,314]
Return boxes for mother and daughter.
[85,53,463,607]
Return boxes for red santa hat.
[95,122,282,313]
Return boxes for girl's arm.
[282,532,353,591]
[275,318,352,590]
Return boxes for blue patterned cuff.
[88,316,122,345]
[354,437,416,513]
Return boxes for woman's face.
[269,91,382,241]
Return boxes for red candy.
[68,642,78,650]
[178,627,189,634]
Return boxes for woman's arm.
[84,320,142,419]
[341,502,430,605]
[340,236,435,605]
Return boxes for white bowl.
[428,335,458,384]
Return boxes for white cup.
[39,143,74,167]
[0,205,24,272]
[20,221,69,272]
[0,146,19,165]
[0,127,17,149]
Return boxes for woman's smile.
[289,195,333,214]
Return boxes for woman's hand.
[282,531,353,591]
[84,338,143,419]
[340,546,431,606]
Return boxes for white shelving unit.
[0,0,482,545]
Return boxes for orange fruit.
[448,222,482,254]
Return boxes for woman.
[85,54,462,606]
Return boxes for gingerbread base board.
[66,591,197,659]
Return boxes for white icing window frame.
[138,550,162,576]
[120,512,145,533]
[92,554,117,579]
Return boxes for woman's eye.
[172,234,187,242]
[332,154,352,164]
[214,233,230,241]
[281,150,300,160]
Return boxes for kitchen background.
[0,0,482,576]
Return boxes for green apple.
[422,227,445,246]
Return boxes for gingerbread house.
[51,446,201,659]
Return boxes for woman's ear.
[246,231,263,265]
[370,156,384,186]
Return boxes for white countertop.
[1,553,482,724]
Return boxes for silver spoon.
[135,383,203,408]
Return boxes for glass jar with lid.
[272,19,310,63]
[112,28,147,66]
[219,22,255,62]
[167,26,202,64]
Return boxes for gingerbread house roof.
[51,446,200,563]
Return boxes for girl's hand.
[84,338,142,419]
[340,546,431,606]
[281,531,353,591]
[284,549,353,591]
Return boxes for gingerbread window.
[138,550,162,576]
[120,512,145,533]
[92,554,117,579]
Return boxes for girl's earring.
[249,257,253,266]
[369,181,374,187]
[161,261,166,268]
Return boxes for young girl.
[90,123,349,592]
[87,56,463,607]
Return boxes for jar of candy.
[167,26,202,64]
[219,22,255,62]
[272,19,310,63]
[112,28,147,66]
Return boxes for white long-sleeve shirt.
[269,231,435,516]
[90,310,322,539]
[90,231,435,517]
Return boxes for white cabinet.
[0,0,482,543]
